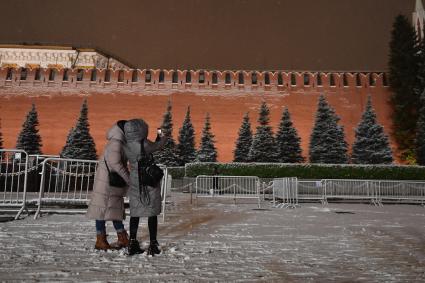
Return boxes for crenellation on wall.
[0,67,389,95]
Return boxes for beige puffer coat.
[86,123,130,220]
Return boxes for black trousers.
[129,216,157,242]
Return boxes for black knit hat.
[117,120,127,132]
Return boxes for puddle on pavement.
[334,211,355,214]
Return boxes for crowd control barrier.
[34,157,171,222]
[272,177,299,208]
[0,149,29,219]
[195,175,261,208]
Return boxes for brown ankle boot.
[110,231,129,249]
[95,233,111,250]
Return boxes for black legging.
[129,216,157,242]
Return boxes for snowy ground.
[0,193,425,282]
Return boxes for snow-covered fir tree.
[60,100,97,160]
[197,113,217,162]
[275,107,304,163]
[60,127,75,158]
[16,104,42,154]
[351,96,393,164]
[177,106,196,165]
[416,90,425,165]
[154,100,180,166]
[248,101,277,162]
[309,95,348,164]
[233,112,253,162]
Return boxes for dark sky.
[0,0,417,71]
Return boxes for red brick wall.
[0,68,394,162]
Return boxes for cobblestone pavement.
[0,194,424,282]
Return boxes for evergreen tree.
[275,107,304,163]
[197,113,217,162]
[415,38,425,164]
[416,35,425,96]
[416,90,425,165]
[352,96,393,164]
[177,106,196,165]
[233,112,253,162]
[61,99,97,160]
[309,95,348,164]
[248,101,277,162]
[389,14,420,160]
[154,100,180,166]
[60,127,75,158]
[16,104,42,154]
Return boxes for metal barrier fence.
[171,177,196,192]
[269,179,425,206]
[34,157,99,219]
[195,175,261,208]
[298,180,326,204]
[260,180,273,201]
[322,179,381,206]
[170,177,196,204]
[377,180,425,204]
[160,167,170,222]
[34,157,171,222]
[272,177,299,208]
[0,149,62,219]
[27,154,60,194]
[0,149,29,219]
[3,147,425,219]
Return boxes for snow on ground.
[0,193,425,282]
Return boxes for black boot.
[127,239,144,256]
[147,240,161,256]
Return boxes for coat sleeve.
[106,140,130,185]
[144,135,166,155]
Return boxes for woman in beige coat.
[86,120,130,250]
